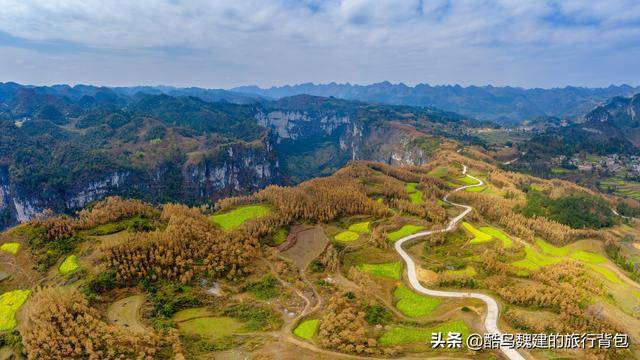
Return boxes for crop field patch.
[348,221,370,233]
[211,204,270,230]
[511,246,562,270]
[461,222,492,244]
[512,241,621,283]
[0,243,20,254]
[465,185,486,192]
[172,307,216,322]
[379,320,470,346]
[457,175,478,185]
[479,226,513,247]
[282,226,329,270]
[334,230,360,242]
[59,255,79,274]
[387,225,425,242]
[357,262,402,280]
[0,289,30,331]
[405,183,424,204]
[394,284,442,317]
[293,319,319,339]
[178,316,245,340]
[586,264,622,284]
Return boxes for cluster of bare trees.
[30,216,76,243]
[77,196,158,229]
[317,293,397,356]
[486,262,619,339]
[20,287,161,359]
[106,204,258,284]
[389,198,446,224]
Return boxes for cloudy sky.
[0,0,639,89]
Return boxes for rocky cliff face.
[182,140,281,202]
[256,109,434,182]
[0,139,282,229]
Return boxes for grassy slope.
[394,284,442,317]
[357,262,402,280]
[379,320,470,346]
[387,225,425,242]
[479,226,513,247]
[211,205,270,230]
[461,222,492,244]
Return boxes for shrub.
[245,275,279,300]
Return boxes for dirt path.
[394,164,526,360]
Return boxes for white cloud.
[0,0,638,87]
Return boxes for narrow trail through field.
[394,164,526,360]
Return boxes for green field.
[0,242,20,254]
[405,183,424,204]
[405,182,418,193]
[394,284,442,317]
[379,320,470,346]
[357,262,402,280]
[178,316,245,340]
[458,175,478,185]
[569,250,607,264]
[59,255,79,274]
[536,239,570,256]
[172,307,215,322]
[211,204,270,230]
[0,290,30,331]
[511,246,562,270]
[348,221,370,233]
[387,225,425,242]
[586,264,622,284]
[479,226,513,247]
[462,222,492,244]
[536,239,606,263]
[334,230,360,242]
[293,319,319,339]
[512,241,620,283]
[465,185,486,192]
[428,167,449,178]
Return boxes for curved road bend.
[394,165,526,360]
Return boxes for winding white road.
[394,164,526,360]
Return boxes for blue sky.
[0,0,639,88]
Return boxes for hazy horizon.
[2,80,640,92]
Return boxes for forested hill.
[0,83,474,229]
[518,93,640,160]
[233,82,640,125]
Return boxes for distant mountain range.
[233,82,640,124]
[522,93,640,158]
[6,81,638,125]
[0,82,472,229]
